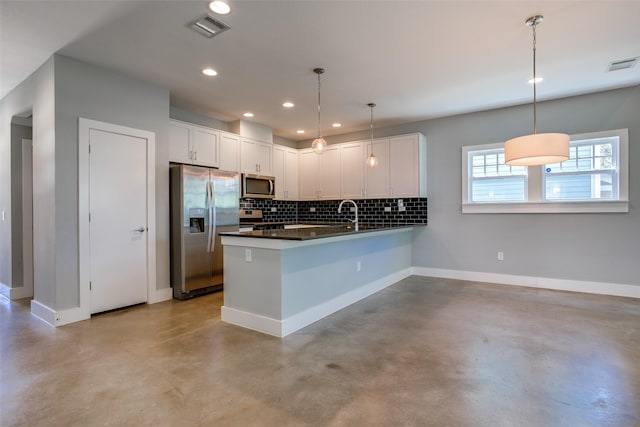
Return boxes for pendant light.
[366,103,378,168]
[504,15,569,166]
[311,68,327,154]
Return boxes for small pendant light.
[366,103,378,168]
[504,15,569,166]
[311,68,327,154]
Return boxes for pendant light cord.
[532,20,537,135]
[317,72,322,138]
[369,104,375,155]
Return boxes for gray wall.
[169,105,229,131]
[53,55,171,308]
[0,57,54,300]
[10,123,32,288]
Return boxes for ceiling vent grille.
[190,15,230,38]
[608,57,638,72]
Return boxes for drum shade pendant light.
[311,68,327,154]
[504,15,569,166]
[366,103,378,168]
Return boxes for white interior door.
[89,128,148,313]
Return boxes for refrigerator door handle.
[210,179,217,253]
[207,180,213,252]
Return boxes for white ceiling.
[2,1,639,141]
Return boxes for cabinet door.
[192,127,219,167]
[284,148,299,200]
[219,131,240,172]
[389,134,419,197]
[169,121,191,164]
[272,145,286,200]
[240,139,258,173]
[298,149,320,199]
[255,141,272,175]
[341,142,365,198]
[365,137,390,198]
[319,145,341,199]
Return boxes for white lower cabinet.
[272,144,299,200]
[169,119,219,167]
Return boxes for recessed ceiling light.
[209,1,230,15]
[202,68,218,77]
[528,77,543,84]
[243,112,254,118]
[332,123,342,128]
[296,130,305,134]
[282,102,295,108]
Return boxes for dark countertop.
[220,223,421,241]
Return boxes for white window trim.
[462,129,629,214]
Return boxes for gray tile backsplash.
[240,198,427,225]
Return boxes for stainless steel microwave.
[242,173,275,199]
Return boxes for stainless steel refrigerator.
[170,164,239,299]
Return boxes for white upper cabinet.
[364,137,390,198]
[320,145,342,199]
[284,148,299,200]
[298,147,341,200]
[169,119,219,167]
[298,149,321,200]
[272,144,298,200]
[219,131,240,173]
[389,133,427,198]
[241,137,272,175]
[272,145,299,200]
[341,141,365,198]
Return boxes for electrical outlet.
[271,207,277,212]
[497,251,504,261]
[310,207,316,212]
[384,206,391,212]
[398,206,406,212]
[245,249,252,262]
[397,199,404,207]
[350,207,355,212]
[357,261,361,272]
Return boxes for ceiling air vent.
[608,57,638,72]
[190,15,230,38]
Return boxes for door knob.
[134,227,146,232]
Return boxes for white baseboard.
[221,306,283,337]
[30,300,57,326]
[222,267,413,337]
[30,300,90,327]
[0,282,33,300]
[412,267,640,299]
[148,287,172,304]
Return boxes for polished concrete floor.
[1,276,639,426]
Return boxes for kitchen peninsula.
[220,225,415,337]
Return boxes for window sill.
[462,201,629,214]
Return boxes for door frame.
[78,118,157,318]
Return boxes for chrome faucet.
[338,199,359,231]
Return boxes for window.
[543,137,618,202]
[467,146,527,203]
[462,129,629,213]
